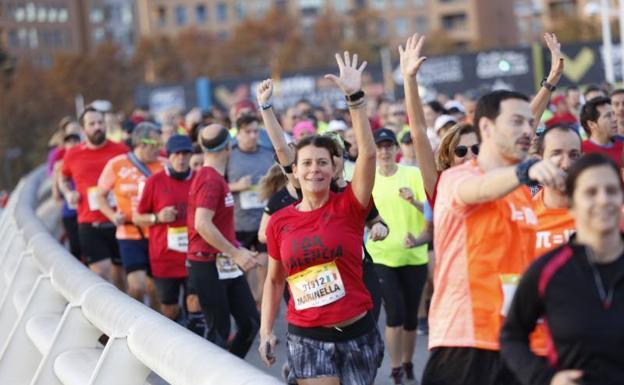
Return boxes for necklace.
[585,246,615,310]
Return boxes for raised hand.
[256,79,273,105]
[399,34,427,78]
[544,33,564,80]
[325,51,367,96]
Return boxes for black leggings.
[187,260,259,358]
[374,263,428,331]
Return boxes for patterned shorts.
[286,326,384,385]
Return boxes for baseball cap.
[444,100,466,114]
[327,120,348,132]
[293,120,316,139]
[166,134,193,155]
[434,115,457,133]
[373,128,398,145]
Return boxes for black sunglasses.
[454,144,479,157]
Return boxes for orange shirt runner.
[97,153,165,240]
[429,160,537,351]
[530,188,575,356]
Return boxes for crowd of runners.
[44,32,624,385]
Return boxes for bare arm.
[529,33,564,130]
[325,52,375,207]
[400,34,438,197]
[257,212,270,244]
[195,207,239,256]
[405,221,433,248]
[95,187,121,224]
[258,257,285,366]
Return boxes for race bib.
[240,188,265,210]
[287,261,346,311]
[87,187,116,211]
[216,254,243,280]
[500,274,521,317]
[167,226,188,253]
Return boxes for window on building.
[90,7,104,23]
[92,27,105,43]
[37,6,46,22]
[175,5,187,26]
[299,0,321,16]
[57,8,68,23]
[394,17,407,36]
[377,19,387,38]
[441,13,466,31]
[157,6,166,27]
[26,3,36,22]
[333,0,349,13]
[14,6,25,22]
[8,29,19,48]
[370,0,385,10]
[196,4,207,23]
[255,0,270,16]
[29,28,38,48]
[235,1,244,20]
[216,2,227,22]
[414,15,427,33]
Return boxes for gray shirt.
[226,145,274,232]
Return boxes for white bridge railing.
[0,166,280,385]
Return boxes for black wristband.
[516,158,540,186]
[345,90,365,102]
[540,77,556,92]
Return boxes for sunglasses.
[454,144,480,157]
[141,138,162,147]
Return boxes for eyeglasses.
[141,138,162,147]
[454,144,480,157]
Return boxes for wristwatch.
[540,78,556,92]
[151,213,158,224]
[345,90,365,102]
[259,102,272,111]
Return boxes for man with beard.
[423,90,567,385]
[60,106,128,285]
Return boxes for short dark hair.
[565,153,623,203]
[536,124,582,156]
[79,106,103,128]
[293,135,340,166]
[565,85,579,95]
[427,100,446,115]
[580,96,611,137]
[611,88,624,97]
[236,114,259,130]
[584,84,606,100]
[473,90,529,140]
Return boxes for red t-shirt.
[582,139,624,168]
[266,184,373,327]
[137,169,194,278]
[61,140,129,223]
[187,166,237,261]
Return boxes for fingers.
[334,53,345,70]
[415,35,425,53]
[343,51,351,67]
[352,53,358,69]
[398,45,404,56]
[324,74,340,86]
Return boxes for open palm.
[399,34,427,78]
[325,51,367,95]
[545,33,564,77]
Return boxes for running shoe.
[403,362,417,384]
[391,367,404,385]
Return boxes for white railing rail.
[0,166,280,385]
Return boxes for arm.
[228,175,252,192]
[258,257,285,366]
[257,212,270,244]
[529,33,564,130]
[95,187,123,225]
[195,207,257,271]
[52,161,63,202]
[400,34,438,198]
[325,52,375,207]
[405,221,433,248]
[399,187,424,212]
[456,159,565,205]
[256,80,298,188]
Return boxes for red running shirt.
[187,166,237,260]
[61,141,129,223]
[581,139,624,168]
[266,184,373,327]
[137,169,194,278]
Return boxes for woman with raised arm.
[401,33,564,205]
[258,52,383,385]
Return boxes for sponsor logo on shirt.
[225,192,234,207]
[289,235,343,269]
[536,229,575,249]
[509,202,538,225]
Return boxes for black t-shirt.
[264,187,299,215]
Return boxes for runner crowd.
[45,32,624,385]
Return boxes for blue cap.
[166,135,193,155]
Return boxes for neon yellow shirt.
[366,164,428,267]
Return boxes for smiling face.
[452,132,480,166]
[571,164,623,236]
[293,145,336,194]
[542,129,582,173]
[376,141,398,167]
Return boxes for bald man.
[186,124,260,358]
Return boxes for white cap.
[90,100,112,112]
[434,114,457,132]
[444,100,465,113]
[327,120,348,132]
